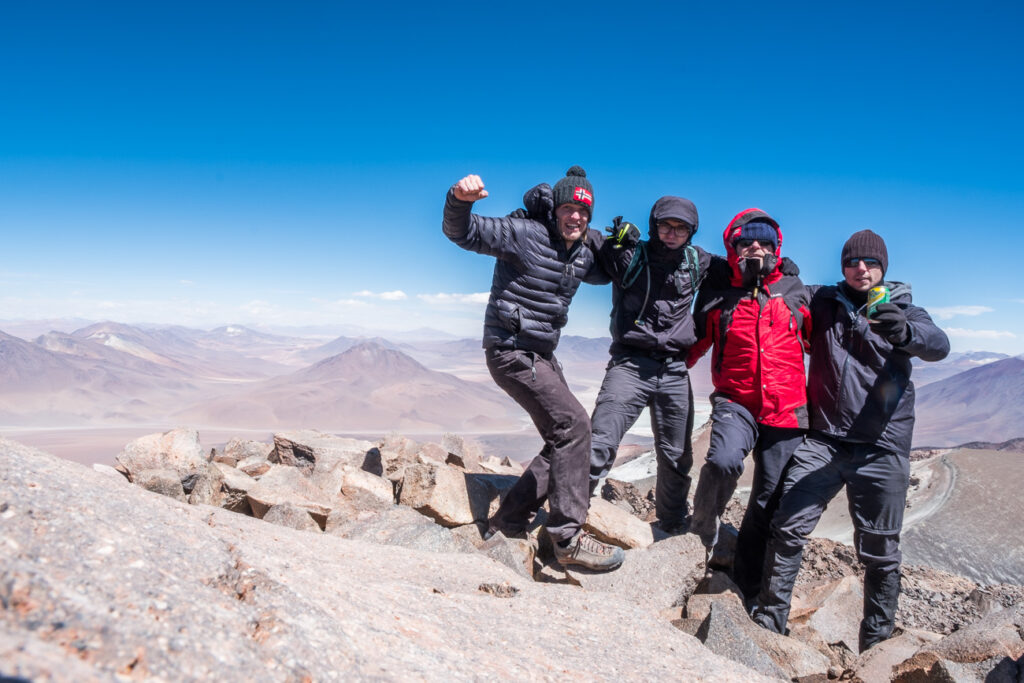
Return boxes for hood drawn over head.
[648,196,699,247]
[723,208,783,286]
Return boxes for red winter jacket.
[687,209,811,429]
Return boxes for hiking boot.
[553,531,625,571]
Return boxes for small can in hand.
[867,286,890,318]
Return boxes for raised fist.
[453,174,489,202]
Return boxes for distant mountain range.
[1,320,1021,447]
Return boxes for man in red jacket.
[687,208,810,605]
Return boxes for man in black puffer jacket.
[442,166,625,571]
[587,196,719,532]
[752,230,950,652]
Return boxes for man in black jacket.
[442,166,625,571]
[587,196,716,532]
[752,230,950,652]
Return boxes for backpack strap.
[621,241,648,289]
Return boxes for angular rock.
[584,497,655,549]
[0,437,782,682]
[850,628,944,683]
[441,433,483,471]
[326,505,476,554]
[792,574,864,652]
[477,459,523,476]
[925,604,1024,663]
[269,430,377,474]
[697,599,831,680]
[223,437,274,464]
[687,590,745,623]
[416,442,448,467]
[600,478,657,520]
[92,463,129,483]
[262,502,321,532]
[182,462,225,507]
[115,428,206,481]
[567,532,707,612]
[341,469,395,506]
[376,433,421,481]
[480,531,537,580]
[134,469,186,501]
[214,463,257,515]
[499,455,523,472]
[245,465,336,528]
[397,464,498,527]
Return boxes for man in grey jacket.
[752,230,950,651]
[442,166,625,571]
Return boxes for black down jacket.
[443,190,608,353]
[805,281,950,455]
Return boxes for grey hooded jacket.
[443,189,608,354]
[805,281,950,454]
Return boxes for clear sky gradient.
[2,2,1022,352]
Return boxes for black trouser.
[485,347,591,544]
[690,395,803,601]
[589,354,694,526]
[752,435,910,652]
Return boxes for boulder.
[115,428,206,481]
[850,628,944,683]
[326,505,476,554]
[441,433,484,471]
[223,438,274,464]
[91,463,129,483]
[480,531,537,581]
[792,574,864,652]
[214,463,257,515]
[341,469,395,506]
[269,430,378,474]
[696,599,831,680]
[416,442,449,467]
[566,532,707,612]
[687,571,745,622]
[397,464,498,527]
[261,503,321,532]
[245,465,336,528]
[376,433,421,481]
[134,469,186,501]
[182,462,225,507]
[584,497,655,549]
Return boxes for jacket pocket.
[496,300,521,334]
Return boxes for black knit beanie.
[841,229,888,275]
[551,165,594,217]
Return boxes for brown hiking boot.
[553,531,625,571]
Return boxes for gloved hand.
[870,303,909,345]
[605,215,641,249]
[779,256,800,276]
[507,208,527,218]
[522,183,554,222]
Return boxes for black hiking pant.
[689,395,803,602]
[752,434,910,652]
[485,347,590,544]
[589,353,694,526]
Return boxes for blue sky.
[2,2,1022,352]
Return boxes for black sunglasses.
[735,238,775,249]
[843,257,882,268]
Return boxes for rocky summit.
[2,430,1023,682]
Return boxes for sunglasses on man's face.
[843,257,882,269]
[735,238,774,250]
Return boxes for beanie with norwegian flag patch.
[552,165,594,218]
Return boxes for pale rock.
[376,433,421,481]
[239,459,271,477]
[115,427,206,481]
[696,599,831,680]
[214,463,257,515]
[91,463,129,483]
[792,574,864,652]
[567,532,707,612]
[499,455,523,472]
[211,451,237,466]
[269,430,378,474]
[450,522,489,549]
[245,465,335,528]
[340,468,395,507]
[326,505,475,554]
[441,432,483,471]
[416,442,448,466]
[262,502,321,532]
[584,496,655,549]
[850,628,944,683]
[223,437,273,463]
[397,464,498,527]
[480,531,537,580]
[687,574,745,622]
[134,469,186,501]
[182,462,225,507]
[477,457,523,476]
[0,437,778,681]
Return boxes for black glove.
[870,303,909,345]
[522,183,554,223]
[779,256,800,276]
[605,216,641,249]
[507,208,527,218]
